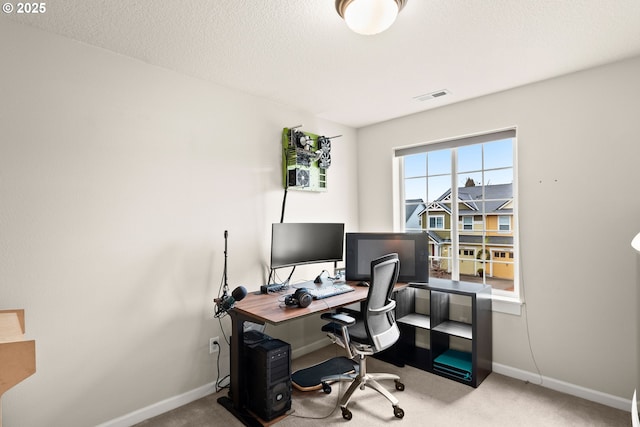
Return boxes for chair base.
[321,354,405,420]
[340,372,400,408]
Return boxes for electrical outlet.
[209,337,219,354]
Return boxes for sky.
[404,138,514,203]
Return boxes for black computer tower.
[244,337,292,420]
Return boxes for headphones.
[284,288,312,308]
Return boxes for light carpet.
[135,346,630,426]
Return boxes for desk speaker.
[244,338,292,420]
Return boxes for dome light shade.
[336,0,407,35]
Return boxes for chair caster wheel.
[394,406,405,419]
[321,382,331,394]
[341,407,352,420]
[395,380,405,391]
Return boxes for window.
[462,216,473,230]
[498,215,511,232]
[397,129,518,299]
[429,215,444,229]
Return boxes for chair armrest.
[321,312,356,326]
[368,300,396,314]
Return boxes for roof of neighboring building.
[460,235,514,246]
[457,183,513,215]
[426,232,512,246]
[427,231,448,244]
[417,183,513,217]
[405,199,425,223]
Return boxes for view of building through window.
[400,133,517,295]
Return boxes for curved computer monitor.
[345,232,429,283]
[270,223,345,269]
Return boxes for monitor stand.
[292,278,335,289]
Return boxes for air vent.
[413,89,450,102]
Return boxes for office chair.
[321,253,405,420]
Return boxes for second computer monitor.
[345,232,429,283]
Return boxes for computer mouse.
[357,281,370,287]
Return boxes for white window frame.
[394,128,521,313]
[498,215,511,232]
[462,216,473,230]
[429,215,444,230]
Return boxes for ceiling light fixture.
[632,232,640,252]
[335,0,408,35]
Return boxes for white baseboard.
[98,354,632,426]
[493,362,631,412]
[98,343,327,427]
[96,382,216,427]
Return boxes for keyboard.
[307,284,354,300]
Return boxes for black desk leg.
[217,309,264,427]
[229,309,244,408]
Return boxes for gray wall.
[356,55,640,400]
[0,20,359,427]
[3,14,640,427]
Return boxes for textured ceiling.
[4,0,640,128]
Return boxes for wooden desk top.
[232,282,408,325]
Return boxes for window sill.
[491,295,523,316]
